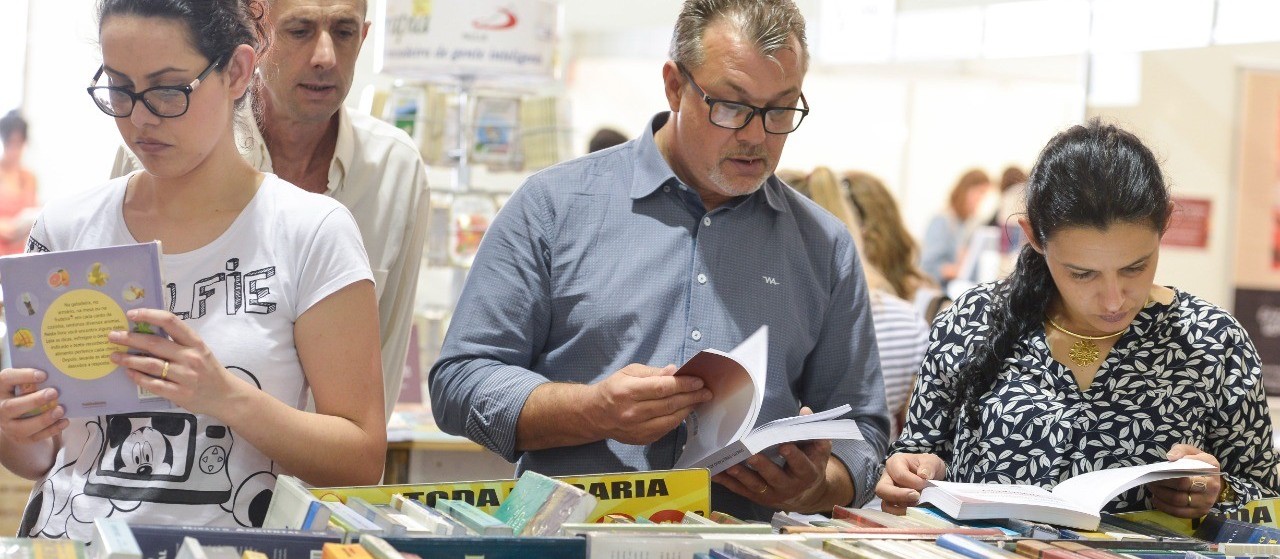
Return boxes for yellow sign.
[311,469,710,523]
[1115,497,1280,536]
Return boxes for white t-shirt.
[19,173,372,540]
[114,105,430,418]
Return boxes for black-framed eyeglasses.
[677,63,809,134]
[87,56,225,118]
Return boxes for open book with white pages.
[672,326,863,475]
[918,458,1217,530]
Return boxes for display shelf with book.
[371,4,576,475]
[35,478,1280,559]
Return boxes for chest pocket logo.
[762,276,780,286]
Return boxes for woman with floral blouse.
[876,120,1278,519]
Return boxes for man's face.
[663,21,805,206]
[258,0,369,123]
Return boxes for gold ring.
[1186,492,1193,507]
[161,360,169,381]
[757,487,768,494]
[1191,480,1207,493]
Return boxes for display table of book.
[15,465,1280,559]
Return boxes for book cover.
[323,500,385,542]
[934,533,1023,558]
[393,494,469,535]
[435,498,514,535]
[491,470,597,536]
[92,518,142,559]
[0,537,86,559]
[263,475,333,532]
[124,524,341,559]
[378,536,585,559]
[310,468,708,524]
[917,458,1216,530]
[343,497,408,537]
[0,241,172,417]
[356,536,403,559]
[672,326,864,475]
[320,544,372,559]
[559,522,774,536]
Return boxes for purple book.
[0,241,174,417]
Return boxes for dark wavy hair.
[98,0,267,83]
[949,120,1171,427]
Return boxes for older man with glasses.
[430,0,888,521]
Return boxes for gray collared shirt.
[430,113,889,520]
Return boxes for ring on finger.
[757,486,768,494]
[160,360,169,381]
[1186,492,1193,507]
[1191,479,1207,493]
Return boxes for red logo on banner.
[473,8,517,30]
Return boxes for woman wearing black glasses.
[0,0,385,540]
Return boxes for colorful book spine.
[435,498,514,535]
[343,497,408,536]
[93,518,143,559]
[935,534,1023,558]
[124,523,341,559]
[379,536,585,559]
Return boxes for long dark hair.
[98,0,267,71]
[949,120,1171,427]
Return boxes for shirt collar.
[328,106,354,193]
[629,112,787,214]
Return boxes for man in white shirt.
[112,0,430,420]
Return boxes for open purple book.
[0,241,173,417]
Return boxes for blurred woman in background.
[920,169,993,289]
[0,110,38,255]
[805,167,929,437]
[844,171,949,323]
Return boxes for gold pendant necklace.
[1046,317,1125,367]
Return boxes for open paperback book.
[918,457,1217,530]
[672,325,863,475]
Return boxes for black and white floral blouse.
[890,282,1279,513]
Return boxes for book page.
[1050,458,1216,512]
[673,326,768,468]
[925,480,1089,513]
[749,404,853,434]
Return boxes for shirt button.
[663,185,671,193]
[702,216,711,227]
[697,273,707,284]
[691,330,702,341]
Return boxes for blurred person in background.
[806,167,929,438]
[920,168,993,290]
[0,110,38,256]
[587,127,628,153]
[775,168,808,196]
[843,171,949,324]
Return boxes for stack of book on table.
[44,467,1280,559]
